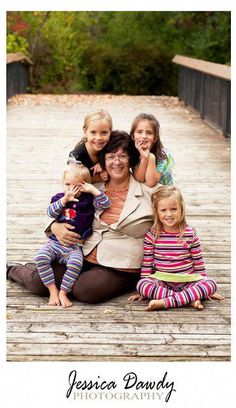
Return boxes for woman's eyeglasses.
[105,153,128,162]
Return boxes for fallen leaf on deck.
[104,309,113,314]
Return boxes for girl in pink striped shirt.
[129,185,224,311]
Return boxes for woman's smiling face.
[105,148,130,182]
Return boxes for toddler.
[35,160,111,307]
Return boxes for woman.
[8,131,156,303]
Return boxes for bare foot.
[208,292,224,301]
[48,293,60,306]
[59,290,73,308]
[190,300,204,310]
[128,293,144,302]
[145,299,166,311]
[48,285,60,306]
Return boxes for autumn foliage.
[7,11,231,95]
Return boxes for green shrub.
[7,33,30,56]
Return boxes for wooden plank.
[7,355,230,362]
[6,310,230,325]
[6,294,231,307]
[7,322,231,335]
[7,332,230,347]
[7,343,230,357]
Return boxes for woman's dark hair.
[100,130,136,169]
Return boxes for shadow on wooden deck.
[7,94,231,361]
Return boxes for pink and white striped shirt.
[141,226,207,281]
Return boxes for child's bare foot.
[208,292,224,301]
[48,284,60,306]
[190,300,204,310]
[128,293,144,302]
[59,290,73,308]
[48,294,60,306]
[145,299,166,311]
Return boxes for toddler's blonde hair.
[151,185,187,238]
[63,162,91,184]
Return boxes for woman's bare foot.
[190,300,204,310]
[59,290,73,308]
[48,284,60,306]
[145,299,166,311]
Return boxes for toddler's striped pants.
[35,239,83,292]
[137,276,217,308]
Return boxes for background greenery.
[7,11,231,95]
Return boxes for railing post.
[222,81,231,137]
[199,73,205,119]
[7,53,33,101]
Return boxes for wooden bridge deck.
[6,94,231,361]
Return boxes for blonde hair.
[63,162,91,184]
[151,185,187,238]
[83,109,113,132]
[74,109,113,148]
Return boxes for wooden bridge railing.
[7,52,33,100]
[172,55,231,137]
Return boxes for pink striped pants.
[137,276,217,308]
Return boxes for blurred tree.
[6,11,231,95]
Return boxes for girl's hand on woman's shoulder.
[90,164,109,182]
[100,170,109,181]
[91,163,103,175]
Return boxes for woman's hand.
[128,293,144,302]
[51,222,81,246]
